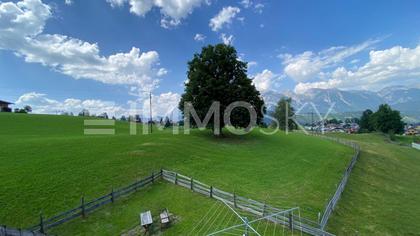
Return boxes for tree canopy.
[371,104,405,134]
[359,104,405,134]
[179,44,265,134]
[271,97,297,131]
[359,109,374,132]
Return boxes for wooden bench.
[160,208,171,228]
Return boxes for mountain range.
[264,86,420,123]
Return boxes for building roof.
[0,100,13,105]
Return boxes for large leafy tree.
[179,44,265,134]
[272,97,297,131]
[359,109,374,132]
[371,104,405,134]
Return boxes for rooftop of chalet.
[0,100,13,105]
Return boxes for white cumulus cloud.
[280,39,379,82]
[0,0,165,92]
[15,91,182,118]
[248,61,257,68]
[209,6,240,31]
[294,44,420,93]
[194,33,206,42]
[252,69,282,94]
[15,92,127,117]
[254,3,264,14]
[240,0,252,8]
[220,33,234,45]
[142,92,181,118]
[106,0,206,28]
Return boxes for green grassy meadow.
[49,181,290,236]
[0,113,353,234]
[327,133,420,235]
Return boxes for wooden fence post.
[81,196,86,218]
[111,188,115,203]
[233,192,237,208]
[210,186,213,198]
[160,169,163,179]
[39,213,45,234]
[288,212,293,230]
[151,172,155,183]
[175,173,178,184]
[262,202,267,216]
[190,178,194,190]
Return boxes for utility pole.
[149,92,153,134]
[311,111,314,132]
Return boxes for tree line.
[359,104,405,134]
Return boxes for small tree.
[24,105,32,113]
[120,115,127,121]
[14,108,27,113]
[78,109,90,117]
[135,115,142,123]
[359,109,374,132]
[371,104,404,134]
[272,97,297,131]
[164,116,172,128]
[99,112,108,119]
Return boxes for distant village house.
[0,100,13,112]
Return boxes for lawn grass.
[326,133,420,235]
[0,113,352,233]
[393,134,418,146]
[49,181,291,236]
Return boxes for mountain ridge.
[263,86,420,122]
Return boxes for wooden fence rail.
[27,171,162,233]
[161,169,334,236]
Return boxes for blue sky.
[1,0,420,117]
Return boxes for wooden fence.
[161,169,334,236]
[310,134,360,229]
[27,171,162,234]
[0,226,45,236]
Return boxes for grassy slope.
[0,113,352,231]
[327,133,420,235]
